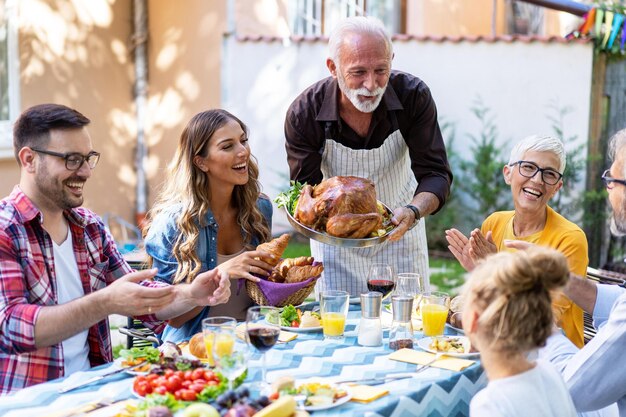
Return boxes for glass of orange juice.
[201,316,236,367]
[320,290,350,340]
[420,292,450,337]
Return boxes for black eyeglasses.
[31,148,100,170]
[602,169,626,190]
[509,160,563,185]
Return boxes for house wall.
[222,37,594,232]
[0,0,137,222]
[145,0,226,209]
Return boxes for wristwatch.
[404,204,421,229]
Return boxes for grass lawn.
[282,234,467,296]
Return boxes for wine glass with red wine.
[366,263,395,300]
[245,306,280,392]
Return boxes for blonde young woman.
[446,135,588,347]
[144,109,275,343]
[463,248,577,417]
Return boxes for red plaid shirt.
[0,186,164,394]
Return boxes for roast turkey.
[294,176,383,238]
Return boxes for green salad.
[274,181,305,216]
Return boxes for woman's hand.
[445,228,476,271]
[468,229,497,261]
[217,250,276,283]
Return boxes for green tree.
[458,97,510,227]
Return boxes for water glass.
[320,290,350,340]
[213,337,248,391]
[201,316,236,367]
[420,291,451,337]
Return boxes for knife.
[58,360,147,393]
[335,372,417,385]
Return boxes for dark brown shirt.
[284,70,453,211]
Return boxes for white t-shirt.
[471,360,577,417]
[53,230,91,374]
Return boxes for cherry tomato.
[154,385,168,395]
[174,389,183,401]
[146,373,159,382]
[204,370,215,381]
[181,380,192,389]
[165,375,182,392]
[207,380,218,386]
[183,370,194,381]
[190,382,206,393]
[135,380,152,396]
[174,371,185,380]
[164,369,175,377]
[291,320,299,327]
[180,389,198,401]
[269,392,279,401]
[191,368,206,381]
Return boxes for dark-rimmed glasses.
[509,160,563,185]
[31,148,100,170]
[602,169,626,190]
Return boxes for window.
[290,0,405,36]
[0,0,20,158]
[507,0,545,35]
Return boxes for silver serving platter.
[285,201,395,248]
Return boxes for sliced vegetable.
[274,181,305,216]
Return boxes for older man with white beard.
[504,128,626,416]
[284,16,452,296]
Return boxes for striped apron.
[311,119,430,297]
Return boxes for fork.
[414,352,444,373]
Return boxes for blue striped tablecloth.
[0,309,486,417]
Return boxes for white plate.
[447,323,465,334]
[417,336,479,359]
[264,317,322,332]
[298,384,352,411]
[113,358,151,375]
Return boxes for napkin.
[388,349,475,371]
[348,384,389,403]
[235,323,298,343]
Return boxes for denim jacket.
[144,197,273,343]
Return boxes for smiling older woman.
[445,135,588,348]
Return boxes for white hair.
[328,16,393,64]
[508,134,566,173]
[608,128,626,178]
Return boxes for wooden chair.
[583,267,626,344]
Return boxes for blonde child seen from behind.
[463,247,577,417]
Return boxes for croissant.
[256,234,290,266]
[267,269,285,283]
[276,256,314,277]
[285,264,324,283]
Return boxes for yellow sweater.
[481,206,588,348]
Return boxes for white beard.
[337,71,387,113]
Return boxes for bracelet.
[404,204,421,229]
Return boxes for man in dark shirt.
[284,16,452,295]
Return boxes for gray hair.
[328,16,393,64]
[508,134,567,173]
[608,128,626,178]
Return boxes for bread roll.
[256,234,290,266]
[276,256,314,277]
[285,264,324,283]
[188,332,207,359]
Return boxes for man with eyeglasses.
[0,104,231,394]
[446,134,588,348]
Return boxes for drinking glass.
[245,306,280,392]
[366,263,395,300]
[213,332,248,391]
[396,273,428,319]
[202,316,236,367]
[420,291,451,337]
[320,290,350,340]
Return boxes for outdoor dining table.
[0,305,486,417]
